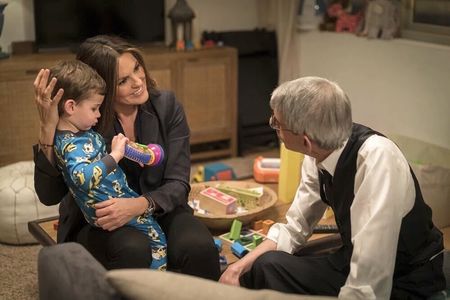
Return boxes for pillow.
[0,161,59,244]
[106,269,336,300]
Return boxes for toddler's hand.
[110,133,129,163]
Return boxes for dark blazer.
[33,90,192,242]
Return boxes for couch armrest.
[38,242,121,300]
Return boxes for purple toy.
[124,142,164,166]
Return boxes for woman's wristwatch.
[144,196,156,216]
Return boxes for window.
[401,0,450,46]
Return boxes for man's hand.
[219,239,278,286]
[219,262,245,286]
[94,196,147,231]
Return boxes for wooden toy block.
[261,219,275,235]
[216,184,262,209]
[53,221,59,231]
[231,241,248,258]
[229,219,242,240]
[198,187,237,215]
[252,234,263,248]
[253,220,263,231]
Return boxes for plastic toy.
[229,219,242,240]
[360,0,401,39]
[197,187,237,215]
[219,255,228,265]
[253,156,280,183]
[231,241,248,258]
[214,238,223,252]
[278,143,303,203]
[124,142,164,166]
[185,40,194,50]
[193,162,236,183]
[252,234,263,248]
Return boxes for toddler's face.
[71,93,104,131]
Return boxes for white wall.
[0,0,34,53]
[297,31,450,150]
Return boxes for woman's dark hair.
[76,35,158,135]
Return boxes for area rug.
[0,243,40,299]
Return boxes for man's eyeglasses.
[269,113,296,133]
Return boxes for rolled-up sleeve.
[267,156,327,253]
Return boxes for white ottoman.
[0,161,59,244]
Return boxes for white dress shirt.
[267,135,416,299]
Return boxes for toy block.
[198,187,237,215]
[216,184,262,209]
[261,219,275,235]
[231,241,248,258]
[252,235,263,248]
[192,166,205,183]
[53,221,59,231]
[219,255,228,265]
[229,219,242,240]
[204,163,236,181]
[252,220,263,231]
[214,238,223,252]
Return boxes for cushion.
[38,242,120,300]
[106,269,336,300]
[389,134,450,229]
[0,161,59,244]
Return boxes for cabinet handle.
[25,69,40,75]
[186,58,199,63]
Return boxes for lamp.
[0,2,9,59]
[168,0,195,50]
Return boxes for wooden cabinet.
[0,47,237,166]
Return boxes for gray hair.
[270,76,352,150]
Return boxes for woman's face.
[115,52,149,107]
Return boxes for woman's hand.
[94,196,148,231]
[33,69,64,134]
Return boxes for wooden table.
[28,216,58,246]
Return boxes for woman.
[33,35,220,279]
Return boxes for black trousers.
[76,206,221,280]
[240,250,445,299]
[240,250,347,296]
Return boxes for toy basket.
[190,181,278,231]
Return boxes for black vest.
[318,123,444,286]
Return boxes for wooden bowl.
[190,181,278,230]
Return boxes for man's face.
[271,110,305,154]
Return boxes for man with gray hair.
[220,76,445,299]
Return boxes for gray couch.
[38,242,450,300]
[38,242,338,300]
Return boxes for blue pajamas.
[54,129,167,270]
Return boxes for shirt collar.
[316,139,348,176]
